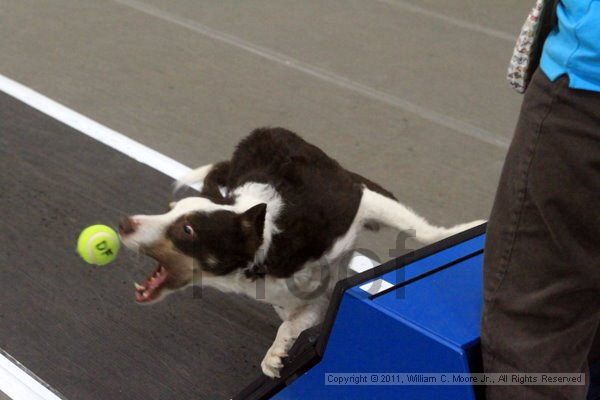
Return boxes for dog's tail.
[359,188,485,244]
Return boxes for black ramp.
[0,93,278,400]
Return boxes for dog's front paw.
[261,346,288,378]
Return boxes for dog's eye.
[183,225,194,236]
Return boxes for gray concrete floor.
[0,0,530,260]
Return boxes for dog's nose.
[119,217,136,235]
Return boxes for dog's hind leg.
[359,187,485,244]
[174,161,230,195]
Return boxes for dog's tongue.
[134,264,168,303]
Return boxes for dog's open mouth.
[134,264,169,303]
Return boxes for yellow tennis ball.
[77,225,120,266]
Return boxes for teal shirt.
[540,0,600,92]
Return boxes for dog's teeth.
[134,282,145,291]
[143,290,150,298]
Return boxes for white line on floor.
[0,73,385,398]
[0,74,190,181]
[0,352,63,400]
[373,0,516,42]
[112,0,510,150]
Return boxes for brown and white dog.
[119,128,482,378]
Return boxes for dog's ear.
[240,203,267,253]
[240,203,267,236]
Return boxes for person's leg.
[481,69,600,400]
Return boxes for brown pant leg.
[481,69,600,400]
